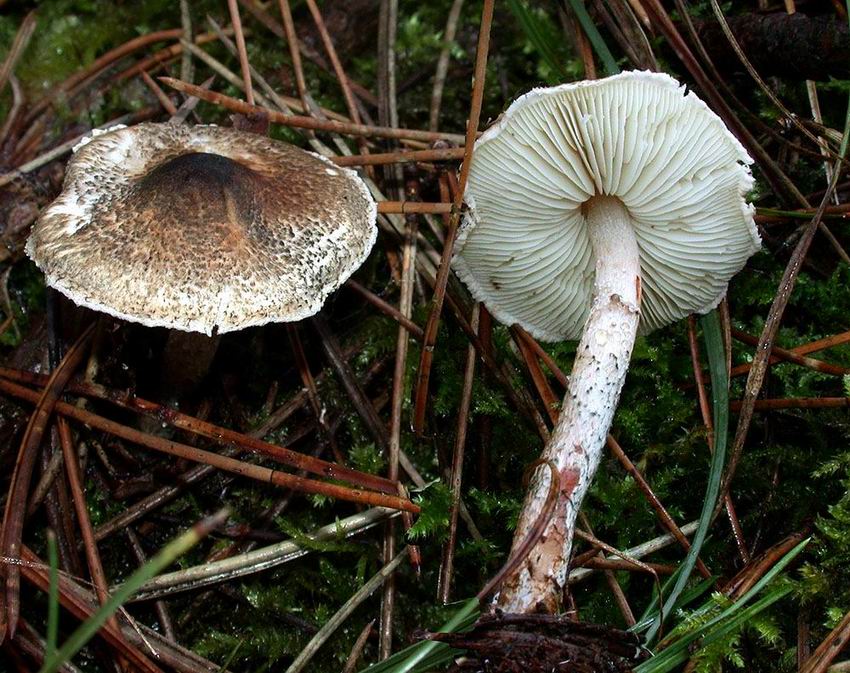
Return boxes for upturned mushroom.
[27,122,377,335]
[452,71,760,613]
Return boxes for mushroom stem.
[498,196,642,614]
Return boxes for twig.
[1,324,94,640]
[411,0,495,433]
[345,281,424,340]
[730,329,850,379]
[286,549,409,673]
[140,69,178,115]
[0,11,36,96]
[606,435,712,579]
[275,0,309,112]
[730,397,850,411]
[731,328,850,377]
[377,201,453,214]
[126,508,397,601]
[0,378,418,514]
[180,0,194,83]
[333,146,465,166]
[568,521,700,584]
[342,620,374,673]
[158,77,465,143]
[429,0,466,131]
[438,304,480,603]
[226,0,254,105]
[0,367,396,494]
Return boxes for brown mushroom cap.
[26,123,377,334]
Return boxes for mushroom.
[27,122,377,335]
[27,122,377,394]
[452,71,759,613]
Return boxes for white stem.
[498,196,642,613]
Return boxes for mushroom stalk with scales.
[501,195,641,613]
[452,71,760,615]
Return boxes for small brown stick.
[429,0,466,131]
[0,324,95,640]
[731,328,850,377]
[342,620,374,673]
[688,317,750,564]
[159,77,465,143]
[275,0,309,112]
[438,304,480,603]
[579,558,675,574]
[381,183,421,654]
[303,0,371,160]
[345,281,424,340]
[116,30,228,82]
[20,545,221,673]
[124,527,177,642]
[801,611,850,673]
[0,11,36,96]
[513,325,569,388]
[57,418,123,642]
[24,29,184,126]
[577,513,635,626]
[511,326,560,425]
[721,163,846,516]
[411,0,495,434]
[333,146,466,166]
[606,435,712,579]
[0,378,419,514]
[179,0,194,83]
[730,397,850,411]
[730,329,850,379]
[0,367,396,495]
[226,0,254,105]
[0,75,24,149]
[313,316,391,452]
[140,69,178,115]
[377,201,453,214]
[722,529,808,599]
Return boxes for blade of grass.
[637,585,793,672]
[645,310,728,643]
[46,530,59,660]
[633,572,716,634]
[38,509,227,673]
[564,0,619,75]
[359,598,479,673]
[638,539,808,672]
[506,0,570,83]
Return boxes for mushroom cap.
[26,122,377,335]
[452,70,760,342]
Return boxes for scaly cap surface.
[27,122,377,334]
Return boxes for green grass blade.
[359,598,479,673]
[564,0,619,75]
[506,0,569,84]
[633,572,716,634]
[644,310,728,643]
[46,530,59,660]
[636,584,793,672]
[636,539,807,672]
[38,510,227,673]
